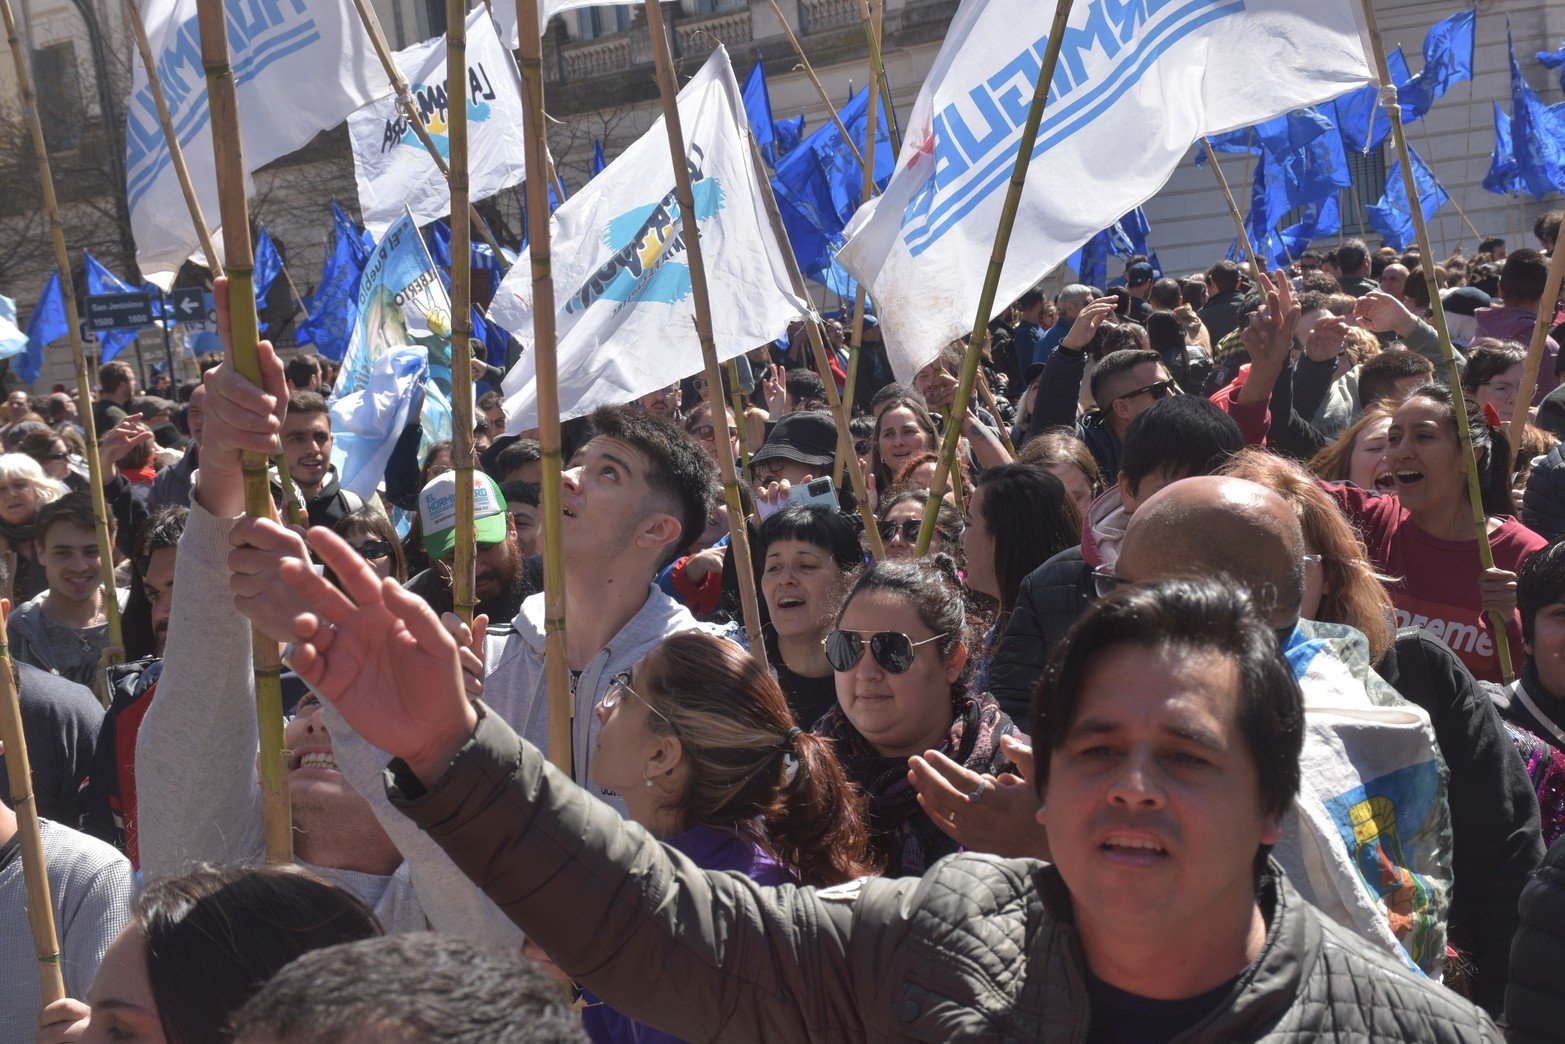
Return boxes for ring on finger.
[968,777,990,803]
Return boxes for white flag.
[490,46,807,432]
[348,9,527,235]
[0,295,26,361]
[836,0,1374,381]
[125,0,391,274]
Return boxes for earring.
[644,776,654,788]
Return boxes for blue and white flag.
[0,295,28,362]
[329,211,454,499]
[1333,46,1411,153]
[348,8,527,236]
[125,0,389,277]
[837,0,1374,381]
[489,47,806,431]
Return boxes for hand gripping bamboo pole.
[761,0,867,177]
[3,0,124,706]
[447,0,477,627]
[0,613,65,1007]
[348,0,511,272]
[749,134,885,560]
[513,0,572,775]
[195,0,293,860]
[1358,0,1514,683]
[643,0,768,670]
[914,0,1074,555]
[1508,243,1565,471]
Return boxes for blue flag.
[1255,107,1350,209]
[254,226,284,334]
[1194,126,1257,166]
[1280,195,1341,259]
[84,252,141,363]
[1399,9,1476,120]
[20,271,66,384]
[1540,41,1565,94]
[297,203,372,361]
[770,85,894,286]
[1334,47,1412,153]
[1068,209,1159,288]
[1366,146,1449,252]
[591,138,607,176]
[742,59,805,166]
[1484,102,1523,195]
[1510,28,1565,199]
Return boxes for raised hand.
[197,275,288,518]
[282,526,476,784]
[763,364,788,416]
[1238,268,1300,373]
[1353,291,1419,339]
[1060,298,1117,351]
[908,746,1049,861]
[96,413,155,479]
[229,515,317,643]
[1303,314,1352,364]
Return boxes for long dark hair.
[636,631,878,886]
[124,506,187,661]
[1402,382,1513,517]
[972,464,1080,615]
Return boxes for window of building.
[694,0,744,13]
[421,0,447,40]
[32,42,82,151]
[576,6,632,39]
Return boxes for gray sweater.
[0,819,132,1043]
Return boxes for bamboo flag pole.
[195,0,293,861]
[347,0,511,272]
[447,0,477,627]
[643,0,768,670]
[840,14,883,478]
[749,134,885,559]
[975,373,1017,457]
[761,0,868,177]
[725,360,752,474]
[3,0,124,706]
[1507,240,1565,471]
[513,0,572,775]
[278,261,314,323]
[1358,0,1514,683]
[0,613,65,1008]
[857,0,900,155]
[1201,138,1264,279]
[914,0,1074,555]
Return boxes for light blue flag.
[254,227,285,334]
[0,295,28,363]
[1400,9,1476,120]
[1366,147,1448,252]
[298,202,372,361]
[1511,28,1565,199]
[1483,102,1522,196]
[20,272,66,385]
[84,252,140,363]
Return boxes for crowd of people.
[2,215,1565,1042]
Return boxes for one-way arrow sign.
[166,287,213,325]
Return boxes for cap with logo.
[419,471,509,560]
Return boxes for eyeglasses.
[1091,566,1129,598]
[42,453,69,462]
[1114,378,1177,404]
[353,539,393,560]
[690,423,738,442]
[602,672,671,725]
[692,377,708,391]
[877,519,924,544]
[823,629,947,674]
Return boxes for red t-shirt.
[1327,483,1546,682]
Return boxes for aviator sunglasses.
[824,629,948,674]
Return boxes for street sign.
[85,291,158,332]
[167,287,214,326]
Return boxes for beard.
[475,537,526,623]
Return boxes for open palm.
[282,526,477,776]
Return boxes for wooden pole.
[3,0,124,706]
[642,0,768,670]
[915,0,1075,555]
[277,260,314,323]
[194,0,293,861]
[749,135,884,559]
[857,0,900,155]
[1202,139,1263,279]
[975,373,1017,457]
[0,612,65,1007]
[447,0,476,627]
[122,0,223,278]
[761,0,868,177]
[725,360,752,475]
[1359,0,1515,683]
[347,0,511,271]
[841,8,882,475]
[1508,241,1565,470]
[513,0,572,775]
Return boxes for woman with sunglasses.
[872,490,964,563]
[755,505,864,729]
[578,629,875,1042]
[815,558,1019,877]
[333,505,407,583]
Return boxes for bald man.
[1379,263,1409,303]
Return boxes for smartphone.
[757,476,837,521]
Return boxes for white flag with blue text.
[348,8,527,236]
[0,295,27,361]
[489,46,807,432]
[836,0,1374,380]
[125,0,390,275]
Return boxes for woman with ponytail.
[576,629,875,1042]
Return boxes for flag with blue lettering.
[84,252,141,363]
[1540,41,1565,95]
[20,273,66,385]
[348,8,526,236]
[1366,146,1448,252]
[298,202,372,361]
[1333,47,1411,153]
[592,139,607,176]
[1483,102,1522,196]
[329,210,454,499]
[771,85,894,288]
[125,0,389,276]
[488,47,806,430]
[1510,28,1565,199]
[254,227,284,333]
[838,0,1374,381]
[1398,9,1476,121]
[0,295,28,363]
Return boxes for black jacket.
[0,663,102,831]
[1506,833,1565,1042]
[1197,289,1245,343]
[987,545,1094,721]
[1522,444,1565,542]
[1022,345,1124,482]
[1374,629,1544,1015]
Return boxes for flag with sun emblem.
[489,45,807,431]
[348,8,527,235]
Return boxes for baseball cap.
[129,395,178,418]
[1126,262,1156,287]
[749,411,837,473]
[419,471,509,560]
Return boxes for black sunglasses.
[1114,378,1177,404]
[824,629,947,674]
[354,539,393,560]
[877,519,923,543]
